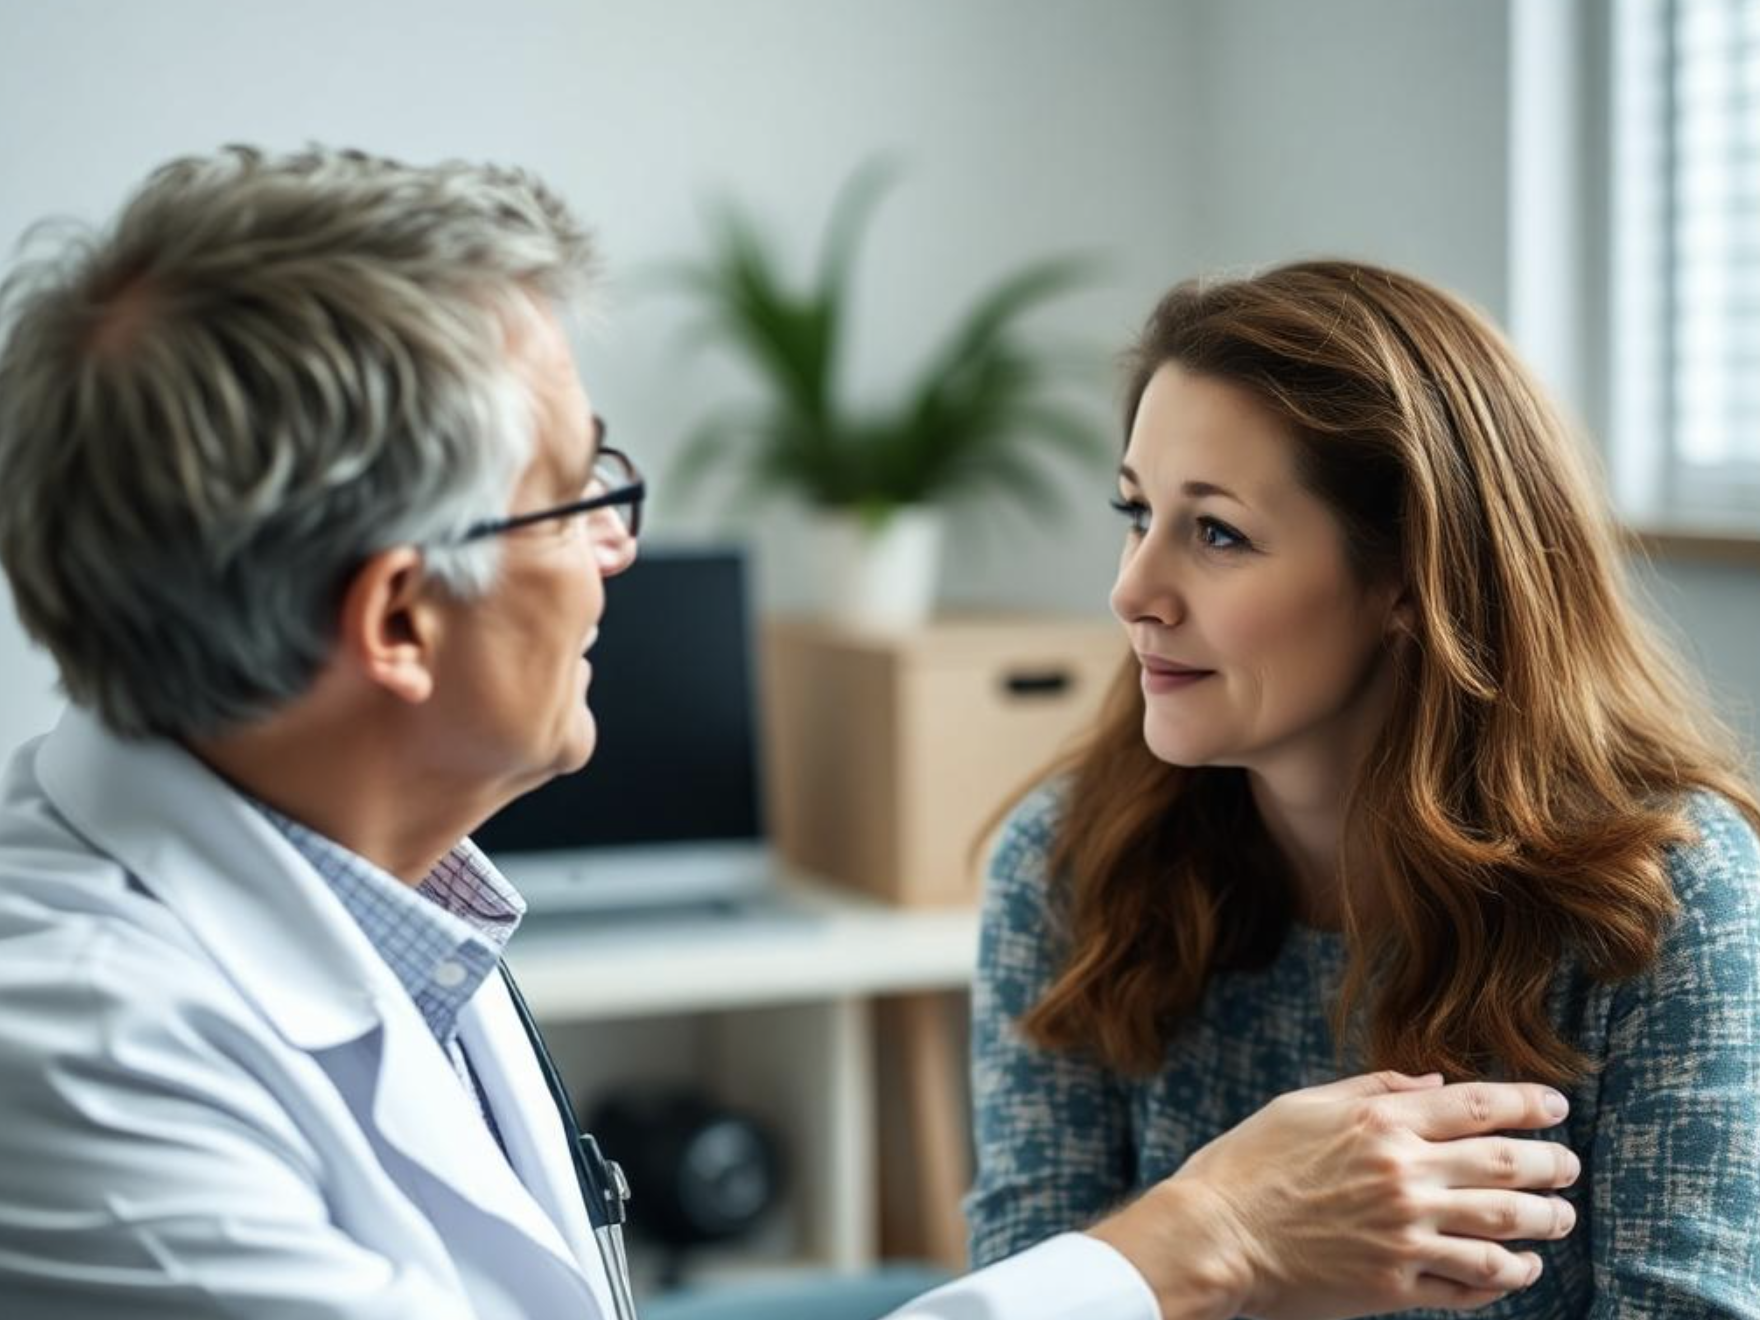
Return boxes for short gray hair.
[0,145,596,740]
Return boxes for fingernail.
[1527,1257,1543,1287]
[1565,1151,1582,1184]
[1554,1197,1576,1234]
[1543,1089,1569,1119]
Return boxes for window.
[1612,0,1760,530]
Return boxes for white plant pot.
[808,505,944,631]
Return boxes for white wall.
[1,0,1754,765]
[1183,0,1511,318]
[0,0,1198,753]
[1635,558,1760,769]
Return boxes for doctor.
[0,147,1579,1320]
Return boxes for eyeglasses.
[460,419,646,543]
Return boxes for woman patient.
[967,261,1760,1315]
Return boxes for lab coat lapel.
[459,971,614,1311]
[352,988,592,1280]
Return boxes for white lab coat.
[0,707,1155,1320]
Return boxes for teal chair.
[644,1265,954,1320]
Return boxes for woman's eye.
[1109,497,1150,536]
[1197,516,1250,551]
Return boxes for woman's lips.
[1139,655,1215,694]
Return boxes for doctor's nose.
[590,509,637,577]
[585,443,644,578]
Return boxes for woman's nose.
[1110,541,1182,627]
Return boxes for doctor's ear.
[335,547,441,705]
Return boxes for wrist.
[1088,1179,1251,1320]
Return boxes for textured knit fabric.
[256,805,523,1134]
[966,782,1760,1318]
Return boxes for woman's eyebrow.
[1118,463,1248,507]
[1182,479,1247,507]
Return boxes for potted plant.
[659,162,1106,629]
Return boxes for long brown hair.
[1024,260,1760,1086]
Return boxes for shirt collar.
[254,805,525,1048]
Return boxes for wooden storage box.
[759,616,1127,907]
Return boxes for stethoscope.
[499,961,641,1320]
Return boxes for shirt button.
[433,960,468,989]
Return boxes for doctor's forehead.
[508,308,594,482]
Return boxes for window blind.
[1666,0,1760,507]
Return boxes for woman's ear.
[334,546,441,705]
[1385,585,1417,640]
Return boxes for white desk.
[506,881,980,1276]
[508,879,979,1017]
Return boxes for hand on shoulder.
[1089,1070,1578,1320]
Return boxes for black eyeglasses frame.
[458,445,646,543]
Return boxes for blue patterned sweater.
[966,784,1760,1317]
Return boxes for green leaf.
[816,155,901,309]
[912,253,1104,394]
[648,159,1106,526]
[1010,399,1114,465]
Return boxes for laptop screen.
[472,545,764,856]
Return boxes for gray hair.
[0,145,596,739]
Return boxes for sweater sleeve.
[1587,792,1760,1318]
[963,783,1135,1269]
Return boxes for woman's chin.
[1143,725,1220,768]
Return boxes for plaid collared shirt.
[257,804,525,1142]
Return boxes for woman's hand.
[1088,1071,1579,1320]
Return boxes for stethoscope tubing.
[499,961,641,1320]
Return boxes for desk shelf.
[506,881,979,1282]
[507,880,978,1019]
